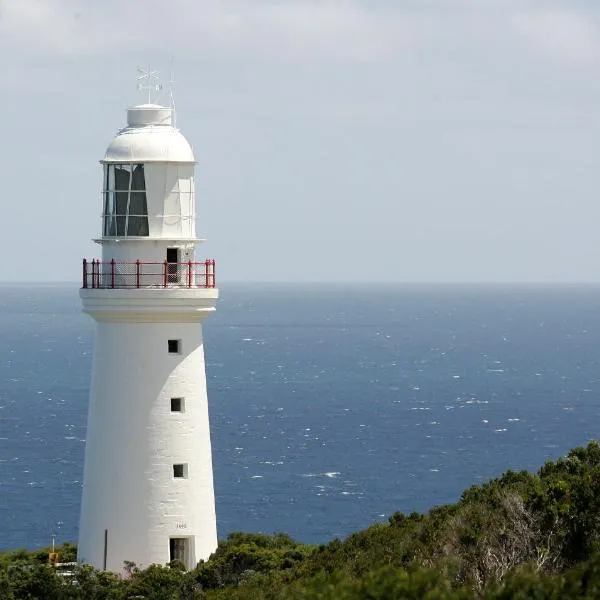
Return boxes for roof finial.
[136,64,162,104]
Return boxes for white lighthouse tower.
[77,81,218,572]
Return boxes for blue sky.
[2,0,600,282]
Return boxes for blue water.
[1,283,600,551]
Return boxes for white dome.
[103,104,195,163]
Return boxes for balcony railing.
[82,259,216,289]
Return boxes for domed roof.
[103,104,195,163]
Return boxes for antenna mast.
[169,56,177,127]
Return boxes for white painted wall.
[98,240,198,288]
[78,306,218,572]
[101,240,195,263]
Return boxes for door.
[169,537,189,566]
[166,247,180,284]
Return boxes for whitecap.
[302,471,341,479]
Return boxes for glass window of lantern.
[103,164,149,237]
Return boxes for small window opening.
[173,463,188,478]
[168,339,181,354]
[171,397,184,412]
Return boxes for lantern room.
[101,103,196,240]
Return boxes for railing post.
[163,261,168,288]
[82,259,88,289]
[92,260,97,289]
[136,260,140,289]
[111,259,115,289]
[188,261,192,288]
[212,259,216,288]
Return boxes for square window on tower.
[173,464,188,479]
[168,339,181,354]
[171,398,184,413]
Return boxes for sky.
[2,0,600,282]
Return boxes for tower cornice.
[80,288,218,323]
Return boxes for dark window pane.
[127,216,149,236]
[129,191,147,216]
[114,166,131,191]
[115,190,128,216]
[131,164,146,190]
[128,189,148,236]
[115,216,126,236]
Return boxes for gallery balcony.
[82,259,216,290]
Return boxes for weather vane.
[136,64,163,104]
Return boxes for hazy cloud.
[512,8,600,64]
[4,0,600,66]
[0,0,430,61]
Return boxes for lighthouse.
[77,84,218,572]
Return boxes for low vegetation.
[5,441,600,598]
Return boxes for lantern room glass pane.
[114,165,131,190]
[131,164,145,190]
[127,216,148,236]
[103,163,149,237]
[115,216,126,236]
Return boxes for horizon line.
[2,280,600,287]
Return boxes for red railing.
[82,259,216,289]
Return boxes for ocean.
[1,283,599,551]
